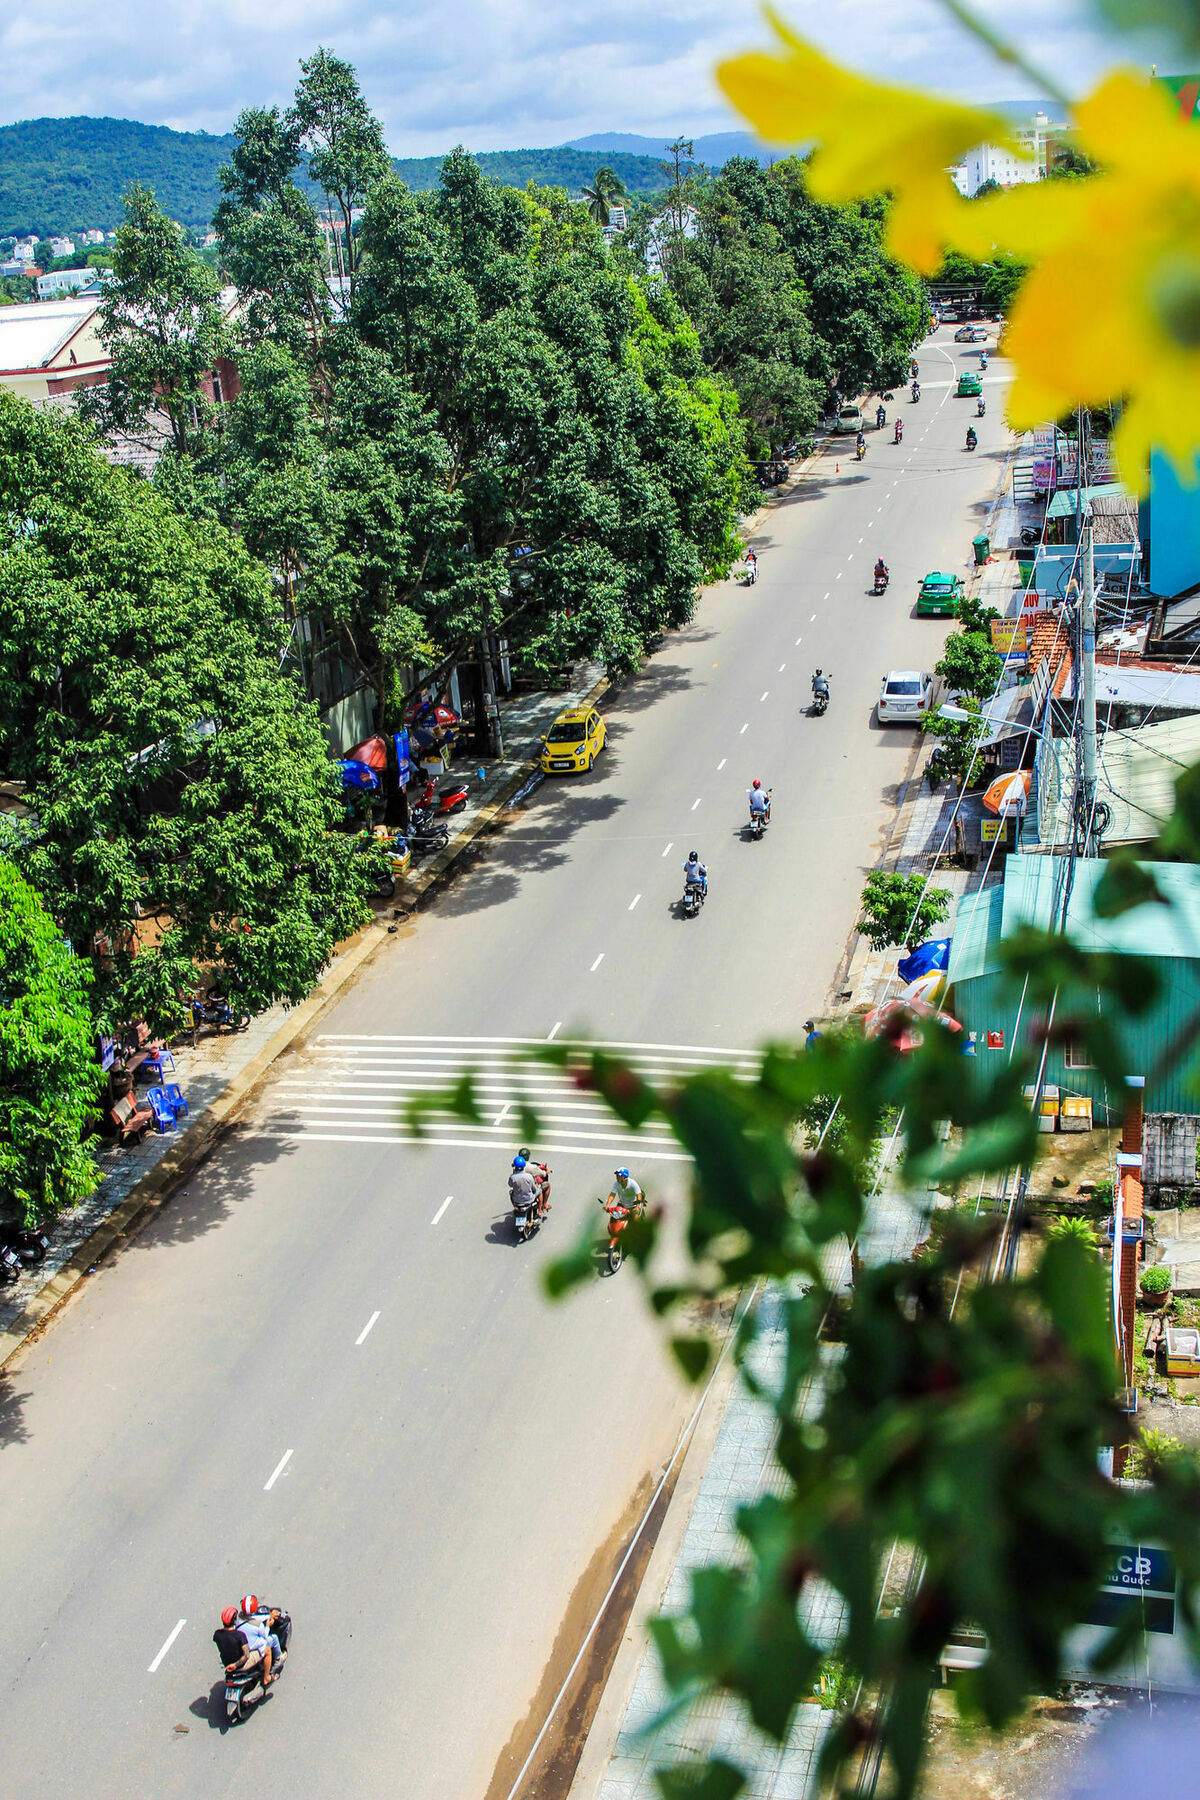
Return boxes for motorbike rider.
[894,418,903,444]
[510,1152,550,1221]
[748,778,771,824]
[977,398,986,417]
[236,1597,285,1687]
[606,1168,644,1220]
[682,850,708,898]
[966,426,978,449]
[876,403,886,429]
[812,668,830,707]
[214,1608,264,1680]
[911,379,920,401]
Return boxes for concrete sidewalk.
[571,1185,926,1800]
[0,662,605,1367]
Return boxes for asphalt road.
[0,329,1011,1800]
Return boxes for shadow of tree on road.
[428,791,628,920]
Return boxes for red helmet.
[221,1606,238,1629]
[240,1594,259,1619]
[752,778,761,789]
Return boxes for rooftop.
[0,296,100,373]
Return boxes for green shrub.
[1141,1263,1172,1294]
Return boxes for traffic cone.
[836,462,840,475]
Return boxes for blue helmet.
[615,1168,629,1181]
[513,1155,527,1172]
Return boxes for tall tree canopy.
[0,393,372,1033]
[0,859,105,1225]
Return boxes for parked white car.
[878,670,935,725]
[832,403,864,434]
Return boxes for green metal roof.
[948,856,1200,995]
[1046,483,1132,521]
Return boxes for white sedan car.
[878,670,935,725]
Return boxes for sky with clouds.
[0,0,1165,153]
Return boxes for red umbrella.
[864,996,962,1054]
[345,735,389,771]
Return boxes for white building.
[12,241,37,263]
[952,143,1042,197]
[36,267,103,300]
[81,228,105,246]
[47,235,75,259]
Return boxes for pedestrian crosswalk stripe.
[258,1034,758,1161]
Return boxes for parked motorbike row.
[0,1225,50,1285]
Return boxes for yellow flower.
[716,8,1019,271]
[956,71,1200,486]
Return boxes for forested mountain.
[0,116,240,236]
[0,116,671,237]
[389,145,667,195]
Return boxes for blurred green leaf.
[654,1758,746,1800]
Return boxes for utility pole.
[1080,507,1098,852]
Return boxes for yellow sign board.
[991,619,1027,653]
[980,818,1005,842]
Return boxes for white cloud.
[0,0,1159,153]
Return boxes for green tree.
[78,183,227,457]
[982,251,1029,314]
[857,869,951,951]
[291,47,390,289]
[0,859,105,1225]
[920,698,982,786]
[935,627,1003,700]
[581,166,627,225]
[0,391,372,1033]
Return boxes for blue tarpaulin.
[897,939,951,983]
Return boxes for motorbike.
[893,422,903,444]
[911,382,920,402]
[875,407,886,429]
[221,1609,292,1724]
[406,805,450,858]
[411,769,470,817]
[191,994,251,1042]
[812,683,830,717]
[0,1242,23,1285]
[600,1195,645,1274]
[0,1225,49,1267]
[976,399,986,418]
[966,429,978,452]
[855,440,866,461]
[872,568,889,595]
[748,796,771,839]
[682,880,706,918]
[512,1163,551,1243]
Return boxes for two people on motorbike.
[894,418,904,444]
[214,1597,286,1688]
[874,558,889,590]
[510,1151,550,1221]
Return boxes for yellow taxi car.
[539,705,607,774]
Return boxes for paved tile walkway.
[593,1182,925,1800]
[0,666,604,1341]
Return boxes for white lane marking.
[661,841,674,856]
[795,636,802,645]
[321,1033,760,1056]
[547,1021,562,1041]
[148,1620,187,1674]
[759,690,769,703]
[691,796,702,810]
[281,1133,693,1163]
[717,757,727,770]
[835,571,842,579]
[858,536,864,544]
[739,722,748,734]
[628,893,641,911]
[777,663,786,672]
[810,613,817,621]
[494,1099,512,1128]
[264,1449,293,1492]
[590,953,605,973]
[823,592,829,600]
[431,1195,454,1225]
[356,1310,381,1344]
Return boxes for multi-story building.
[47,235,76,259]
[951,142,1041,197]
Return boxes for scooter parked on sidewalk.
[406,805,450,858]
[412,767,470,817]
[0,1224,49,1267]
[191,993,251,1043]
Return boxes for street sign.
[991,619,1027,652]
[1086,1543,1177,1635]
[980,819,1005,842]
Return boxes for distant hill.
[565,130,783,166]
[0,115,784,240]
[391,145,670,195]
[0,116,239,237]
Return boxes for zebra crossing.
[261,1034,762,1163]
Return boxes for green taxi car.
[957,371,983,397]
[917,570,965,617]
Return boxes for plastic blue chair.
[165,1083,189,1120]
[142,1047,176,1082]
[146,1086,175,1133]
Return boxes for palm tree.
[581,167,627,227]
